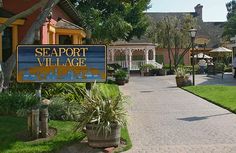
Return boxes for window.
[2,27,13,62]
[59,35,72,44]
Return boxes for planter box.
[115,79,125,85]
[159,69,167,76]
[176,76,185,87]
[176,76,191,87]
[86,123,121,148]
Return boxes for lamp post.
[189,28,197,86]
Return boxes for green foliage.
[214,62,225,71]
[114,69,128,80]
[175,67,187,77]
[146,15,196,69]
[0,116,85,153]
[75,83,128,136]
[226,0,236,19]
[42,83,85,99]
[139,64,155,71]
[223,0,236,39]
[76,0,150,43]
[0,92,38,116]
[114,127,132,153]
[46,83,84,121]
[223,14,236,39]
[9,83,35,94]
[224,66,233,72]
[0,116,131,153]
[48,96,81,121]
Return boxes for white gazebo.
[107,42,163,70]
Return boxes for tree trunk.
[0,0,47,33]
[0,0,60,91]
[167,44,172,71]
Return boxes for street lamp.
[189,28,197,86]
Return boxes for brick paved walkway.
[120,76,236,153]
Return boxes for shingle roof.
[55,19,83,30]
[58,0,82,25]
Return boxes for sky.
[147,0,229,22]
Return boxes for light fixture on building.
[47,12,53,22]
[189,28,197,86]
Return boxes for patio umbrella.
[209,47,232,53]
[194,53,212,59]
[209,47,232,63]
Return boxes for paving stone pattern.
[120,76,236,153]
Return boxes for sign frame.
[17,44,107,83]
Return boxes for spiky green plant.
[74,83,128,135]
[175,67,187,78]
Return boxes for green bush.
[75,83,128,135]
[139,64,155,71]
[114,69,127,80]
[9,83,35,94]
[49,96,81,121]
[48,83,120,121]
[224,66,232,72]
[215,62,225,71]
[0,92,38,116]
[42,83,85,99]
[47,83,85,121]
[175,67,187,77]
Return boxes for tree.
[74,0,150,43]
[226,0,236,20]
[0,0,60,91]
[223,0,236,39]
[146,15,196,70]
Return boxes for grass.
[112,126,132,153]
[0,116,132,153]
[120,127,132,152]
[0,116,85,153]
[184,85,236,112]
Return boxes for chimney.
[194,4,203,20]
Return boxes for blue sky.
[147,0,229,22]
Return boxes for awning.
[194,53,212,59]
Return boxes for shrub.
[224,66,232,72]
[47,83,85,121]
[48,96,81,121]
[42,83,85,99]
[114,69,127,80]
[175,67,187,77]
[139,64,155,71]
[75,83,128,135]
[0,92,38,116]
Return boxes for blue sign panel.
[17,45,106,83]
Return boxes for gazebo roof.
[110,41,157,47]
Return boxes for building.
[108,4,225,68]
[0,0,86,63]
[144,4,225,65]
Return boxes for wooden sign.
[17,45,106,83]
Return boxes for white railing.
[131,60,145,70]
[147,60,163,69]
[108,60,163,70]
